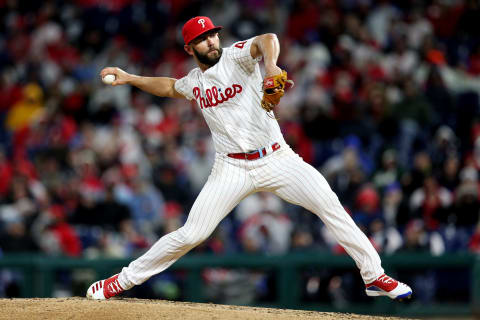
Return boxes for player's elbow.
[252,33,279,58]
[160,78,182,98]
[262,33,278,43]
[254,33,278,47]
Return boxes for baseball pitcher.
[87,16,412,301]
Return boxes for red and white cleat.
[86,274,124,300]
[365,274,412,300]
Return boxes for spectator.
[32,205,81,257]
[5,83,45,132]
[382,182,410,230]
[321,141,368,209]
[124,177,165,239]
[399,219,444,255]
[450,182,480,228]
[392,80,434,168]
[438,155,460,192]
[469,223,480,253]
[424,66,456,128]
[0,217,39,254]
[185,138,214,195]
[352,185,382,234]
[237,193,292,255]
[430,126,458,170]
[373,149,402,192]
[410,176,453,231]
[0,148,13,196]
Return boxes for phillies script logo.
[193,84,243,109]
[198,18,206,28]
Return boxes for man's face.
[189,31,222,67]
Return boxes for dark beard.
[193,47,223,67]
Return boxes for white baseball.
[102,74,116,85]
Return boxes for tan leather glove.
[261,70,294,112]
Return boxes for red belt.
[227,143,280,160]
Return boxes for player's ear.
[184,44,194,56]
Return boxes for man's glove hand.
[261,70,294,112]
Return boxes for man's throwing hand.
[100,67,132,86]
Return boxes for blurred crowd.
[0,0,480,291]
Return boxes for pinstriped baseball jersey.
[115,35,386,294]
[174,37,286,154]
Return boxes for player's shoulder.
[223,38,257,62]
[225,38,254,52]
[182,67,202,80]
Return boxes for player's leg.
[87,156,255,299]
[261,148,412,299]
[266,150,383,281]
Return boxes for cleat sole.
[395,291,412,301]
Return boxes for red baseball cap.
[182,16,222,45]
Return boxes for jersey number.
[234,41,247,49]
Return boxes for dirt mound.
[0,298,413,320]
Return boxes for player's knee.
[311,191,343,210]
[177,226,209,247]
[184,234,205,246]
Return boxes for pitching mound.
[0,298,412,320]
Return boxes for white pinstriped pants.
[117,145,384,289]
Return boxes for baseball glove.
[261,70,294,112]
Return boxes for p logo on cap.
[182,16,223,45]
